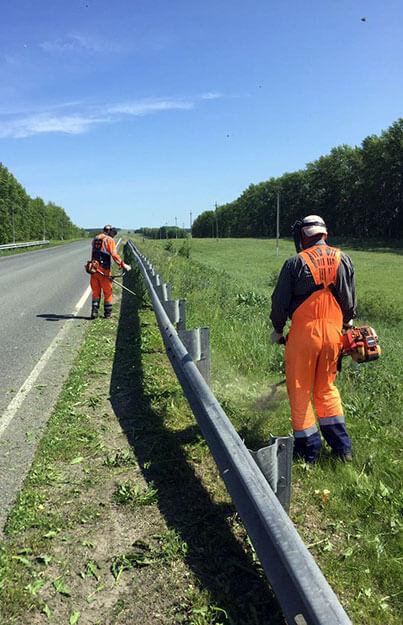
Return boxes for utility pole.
[276,190,280,257]
[175,216,178,239]
[11,206,15,243]
[215,202,219,240]
[43,214,46,241]
[190,211,193,237]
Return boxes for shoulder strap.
[299,245,341,287]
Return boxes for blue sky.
[0,0,402,229]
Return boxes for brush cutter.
[338,325,381,370]
[85,260,137,297]
[268,325,381,392]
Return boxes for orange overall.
[90,233,124,316]
[285,245,351,459]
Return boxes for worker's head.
[292,215,327,251]
[103,225,117,237]
[300,215,327,249]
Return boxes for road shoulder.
[0,269,282,625]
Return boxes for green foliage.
[114,481,158,506]
[357,289,402,324]
[0,163,84,244]
[137,226,188,239]
[236,291,269,307]
[192,119,403,240]
[178,238,191,258]
[164,239,175,251]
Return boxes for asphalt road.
[0,240,92,415]
[0,240,96,530]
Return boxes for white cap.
[301,215,327,237]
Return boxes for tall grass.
[135,236,403,625]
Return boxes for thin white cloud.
[201,92,223,100]
[0,113,106,139]
[39,33,127,55]
[107,99,194,115]
[0,94,223,139]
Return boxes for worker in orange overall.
[90,225,131,319]
[270,216,356,463]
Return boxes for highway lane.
[0,240,92,415]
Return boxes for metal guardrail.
[0,240,49,251]
[127,240,352,625]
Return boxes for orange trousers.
[90,272,113,304]
[285,289,343,436]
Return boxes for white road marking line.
[0,285,92,439]
[75,285,92,312]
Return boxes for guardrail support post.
[177,299,187,331]
[197,327,211,386]
[155,283,169,302]
[151,273,161,287]
[179,328,201,362]
[163,299,180,325]
[249,435,293,512]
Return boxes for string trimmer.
[85,260,137,297]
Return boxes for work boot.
[334,451,353,463]
[104,303,112,319]
[90,301,100,319]
[293,431,322,463]
[320,421,352,460]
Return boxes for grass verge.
[133,236,403,625]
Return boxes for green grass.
[133,235,403,625]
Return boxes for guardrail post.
[178,327,211,386]
[249,435,293,512]
[179,328,201,362]
[197,327,211,386]
[177,299,187,331]
[163,299,180,325]
[151,273,161,287]
[155,282,169,302]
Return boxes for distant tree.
[0,163,84,244]
[191,118,403,240]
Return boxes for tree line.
[137,226,189,239]
[0,163,85,244]
[192,118,403,240]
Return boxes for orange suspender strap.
[299,245,341,287]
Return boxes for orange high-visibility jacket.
[91,233,124,276]
[270,241,356,333]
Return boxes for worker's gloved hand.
[122,263,132,272]
[270,330,284,345]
